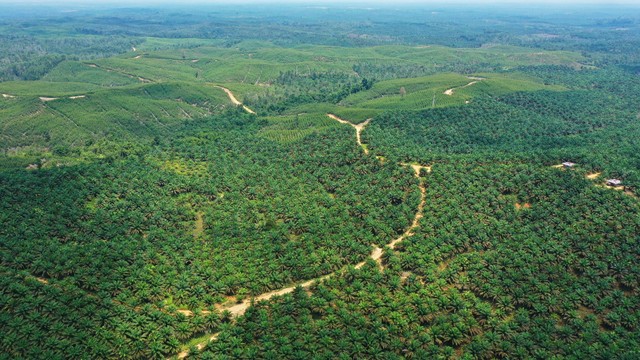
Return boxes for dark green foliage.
[1,3,640,360]
[364,78,640,190]
[197,162,639,359]
[0,112,417,358]
[245,71,373,114]
[0,35,138,81]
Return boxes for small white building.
[562,162,576,168]
[606,179,622,187]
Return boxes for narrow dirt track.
[444,80,480,96]
[214,86,256,114]
[326,114,371,154]
[83,62,154,83]
[389,164,430,251]
[354,165,429,270]
[172,114,429,359]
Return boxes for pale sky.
[1,0,639,4]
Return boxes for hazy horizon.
[1,0,639,5]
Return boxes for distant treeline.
[0,35,139,81]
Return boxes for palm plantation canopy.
[0,2,639,359]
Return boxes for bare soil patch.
[444,80,480,96]
[193,212,204,238]
[515,203,532,210]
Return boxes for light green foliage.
[258,113,339,143]
[92,42,585,86]
[0,81,102,96]
[0,83,228,148]
[43,61,140,86]
[340,72,565,111]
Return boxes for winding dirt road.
[214,86,256,114]
[389,164,430,251]
[354,164,430,270]
[173,114,429,359]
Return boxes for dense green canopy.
[1,3,639,359]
